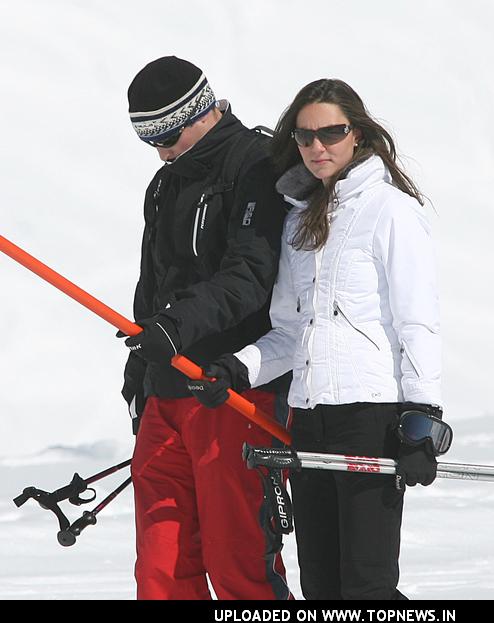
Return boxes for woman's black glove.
[394,402,443,491]
[187,354,251,408]
[117,313,181,364]
[395,444,437,491]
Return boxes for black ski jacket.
[125,105,290,399]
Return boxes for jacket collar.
[163,101,247,180]
[335,154,392,202]
[278,155,392,208]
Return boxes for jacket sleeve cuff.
[234,345,262,387]
[402,381,443,409]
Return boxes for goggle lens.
[398,411,453,456]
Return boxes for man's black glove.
[117,313,181,364]
[187,354,251,408]
[394,402,443,491]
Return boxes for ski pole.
[243,444,494,483]
[0,234,139,336]
[57,476,133,547]
[0,234,291,445]
[13,459,133,546]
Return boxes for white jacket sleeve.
[373,195,441,406]
[235,224,298,387]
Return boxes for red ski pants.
[131,392,292,600]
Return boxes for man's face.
[155,115,213,162]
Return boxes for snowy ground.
[1,0,494,602]
[2,415,494,600]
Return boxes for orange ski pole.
[0,234,140,337]
[0,234,291,445]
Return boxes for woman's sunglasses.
[292,124,352,148]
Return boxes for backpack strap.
[203,126,274,200]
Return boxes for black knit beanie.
[128,56,216,143]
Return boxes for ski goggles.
[291,124,352,148]
[397,410,453,456]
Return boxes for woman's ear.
[353,127,363,147]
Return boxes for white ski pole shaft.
[297,452,494,482]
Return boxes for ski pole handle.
[0,234,292,445]
[171,355,292,445]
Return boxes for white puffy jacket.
[236,155,441,409]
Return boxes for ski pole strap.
[13,486,72,533]
[57,476,133,547]
[13,459,133,545]
[13,473,94,533]
[242,444,297,536]
[256,468,294,536]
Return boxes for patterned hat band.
[130,74,216,143]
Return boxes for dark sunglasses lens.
[399,411,452,455]
[293,125,350,147]
[293,129,313,147]
[318,125,349,145]
[151,130,182,148]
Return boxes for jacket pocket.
[333,301,381,351]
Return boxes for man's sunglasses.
[147,96,205,149]
[291,124,352,148]
[148,125,186,149]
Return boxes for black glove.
[395,444,437,491]
[117,314,181,364]
[121,353,147,435]
[187,354,251,409]
[395,402,442,491]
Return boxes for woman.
[188,79,446,600]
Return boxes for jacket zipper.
[400,340,422,377]
[333,301,381,351]
[192,194,209,257]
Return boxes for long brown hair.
[271,79,423,250]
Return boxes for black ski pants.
[290,402,407,600]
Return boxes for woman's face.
[295,102,359,183]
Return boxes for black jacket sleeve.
[162,157,288,350]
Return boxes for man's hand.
[187,354,251,409]
[118,314,181,364]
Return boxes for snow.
[1,0,493,601]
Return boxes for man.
[120,56,292,600]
